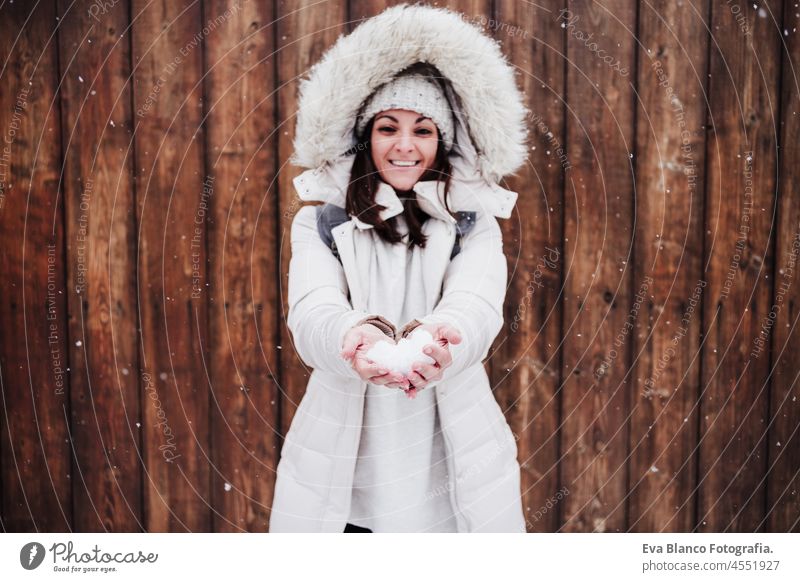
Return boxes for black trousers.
[343,522,373,533]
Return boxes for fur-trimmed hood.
[290,3,530,185]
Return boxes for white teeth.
[390,160,419,167]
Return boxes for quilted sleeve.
[286,206,376,379]
[417,211,506,380]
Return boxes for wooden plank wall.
[769,0,800,532]
[0,0,72,532]
[493,0,564,533]
[57,0,141,532]
[628,0,708,532]
[204,0,278,533]
[0,0,797,533]
[699,0,781,531]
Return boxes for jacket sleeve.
[416,211,506,381]
[286,205,380,379]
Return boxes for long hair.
[344,62,458,249]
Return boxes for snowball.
[365,328,436,375]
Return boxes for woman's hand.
[404,322,462,397]
[340,324,410,389]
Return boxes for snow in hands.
[366,328,436,377]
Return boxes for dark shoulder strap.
[450,211,477,260]
[316,205,477,262]
[315,203,350,263]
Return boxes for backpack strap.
[315,203,350,262]
[315,204,478,263]
[451,211,477,260]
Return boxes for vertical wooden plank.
[698,0,781,532]
[560,0,637,532]
[493,0,565,532]
[767,0,800,532]
[56,0,142,532]
[131,0,210,531]
[0,0,73,531]
[350,0,490,23]
[204,0,279,532]
[628,0,709,531]
[276,0,348,450]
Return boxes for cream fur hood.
[290,2,531,185]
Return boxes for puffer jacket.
[269,3,530,533]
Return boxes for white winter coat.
[269,156,526,532]
[268,3,531,533]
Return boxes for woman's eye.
[377,126,433,135]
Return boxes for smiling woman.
[344,62,459,250]
[270,3,529,534]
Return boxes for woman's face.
[370,109,439,191]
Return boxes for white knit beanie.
[355,74,456,151]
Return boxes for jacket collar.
[348,180,456,230]
[292,153,518,228]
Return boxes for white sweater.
[347,214,458,533]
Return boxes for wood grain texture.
[0,0,72,532]
[494,0,565,533]
[767,0,800,533]
[559,0,637,533]
[204,0,279,532]
[57,0,143,533]
[131,0,210,532]
[698,0,781,532]
[627,0,709,532]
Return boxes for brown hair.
[344,61,459,249]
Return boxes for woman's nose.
[394,132,415,152]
